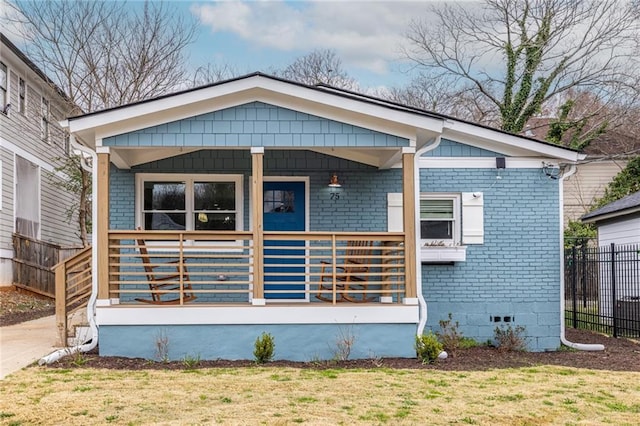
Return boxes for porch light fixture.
[328,173,342,188]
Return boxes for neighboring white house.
[582,191,640,322]
[563,159,627,225]
[0,33,82,285]
[581,191,640,246]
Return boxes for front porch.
[105,230,409,305]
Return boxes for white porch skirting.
[96,302,419,326]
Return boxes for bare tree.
[404,0,640,134]
[276,49,358,90]
[191,63,240,87]
[11,0,198,113]
[385,73,501,126]
[8,0,197,244]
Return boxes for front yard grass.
[1,366,639,425]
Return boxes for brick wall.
[420,168,561,351]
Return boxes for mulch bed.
[3,287,638,372]
[46,329,639,372]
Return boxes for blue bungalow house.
[56,73,583,361]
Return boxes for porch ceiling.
[109,146,407,169]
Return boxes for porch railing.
[106,230,406,305]
[54,246,93,345]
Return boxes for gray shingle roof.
[581,191,640,222]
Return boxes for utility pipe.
[40,135,99,364]
[558,164,604,351]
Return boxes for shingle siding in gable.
[420,168,561,352]
[423,138,505,157]
[103,102,409,148]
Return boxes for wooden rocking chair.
[317,240,375,303]
[135,237,196,305]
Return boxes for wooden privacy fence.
[12,233,82,297]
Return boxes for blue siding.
[423,138,505,157]
[99,323,416,361]
[420,168,561,351]
[103,102,409,148]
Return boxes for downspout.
[559,164,604,351]
[415,136,441,337]
[40,135,99,364]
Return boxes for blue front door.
[263,181,306,299]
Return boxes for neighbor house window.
[137,174,243,234]
[41,97,50,141]
[0,62,7,112]
[18,78,26,114]
[15,156,40,239]
[420,194,460,244]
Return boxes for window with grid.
[137,174,242,233]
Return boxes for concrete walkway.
[0,315,59,379]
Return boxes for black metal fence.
[565,243,640,337]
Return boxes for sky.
[1,0,477,91]
[186,0,449,89]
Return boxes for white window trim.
[135,173,244,251]
[420,193,461,246]
[13,154,41,240]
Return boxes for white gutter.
[415,136,442,337]
[558,164,604,351]
[40,135,100,364]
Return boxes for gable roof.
[62,72,584,163]
[581,191,640,223]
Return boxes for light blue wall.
[420,168,561,351]
[99,323,416,361]
[103,102,409,148]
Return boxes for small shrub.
[154,330,170,362]
[332,325,356,361]
[182,354,201,369]
[459,337,479,349]
[253,332,275,363]
[415,332,443,364]
[494,324,528,352]
[436,313,463,356]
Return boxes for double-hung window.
[137,173,243,238]
[0,62,7,112]
[420,193,460,245]
[41,97,50,142]
[18,78,26,114]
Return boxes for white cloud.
[191,0,442,74]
